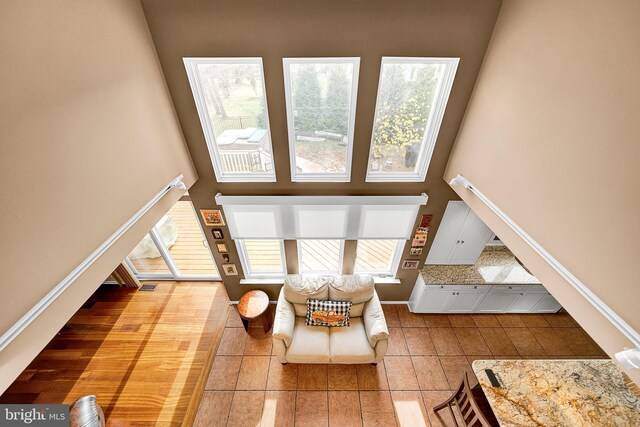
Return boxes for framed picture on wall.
[223,264,238,276]
[415,227,429,236]
[200,209,225,226]
[419,214,433,228]
[401,259,420,269]
[412,237,427,247]
[216,242,228,253]
[212,228,224,239]
[410,247,423,256]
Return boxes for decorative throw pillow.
[306,299,352,327]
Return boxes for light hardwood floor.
[0,281,229,426]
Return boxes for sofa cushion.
[306,299,352,327]
[286,317,331,363]
[328,275,374,305]
[329,318,376,363]
[284,274,331,306]
[293,303,308,317]
[350,303,364,317]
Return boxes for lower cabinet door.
[507,292,545,312]
[443,289,489,313]
[532,293,562,313]
[414,290,451,313]
[476,288,520,313]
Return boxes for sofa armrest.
[273,289,295,347]
[374,339,388,363]
[363,292,389,348]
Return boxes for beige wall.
[0,0,196,392]
[140,0,502,301]
[445,0,640,383]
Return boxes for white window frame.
[297,240,345,274]
[235,239,287,279]
[366,57,459,183]
[283,57,360,182]
[183,57,276,183]
[354,240,405,277]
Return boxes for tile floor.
[195,305,607,427]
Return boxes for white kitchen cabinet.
[409,276,447,312]
[532,292,562,313]
[411,289,452,312]
[409,276,562,314]
[476,286,525,312]
[507,292,544,312]
[409,276,490,313]
[426,201,494,265]
[444,287,490,313]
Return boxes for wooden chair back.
[433,372,494,427]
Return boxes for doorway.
[125,199,220,280]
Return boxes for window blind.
[215,194,428,239]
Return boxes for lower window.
[236,239,287,279]
[298,240,344,274]
[354,240,404,277]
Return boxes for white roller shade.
[215,194,428,239]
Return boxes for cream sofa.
[272,274,389,365]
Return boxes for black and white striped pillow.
[306,299,352,327]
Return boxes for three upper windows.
[184,56,458,183]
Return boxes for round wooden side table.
[237,290,272,333]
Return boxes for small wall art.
[216,242,228,253]
[401,259,420,269]
[410,247,423,256]
[200,209,225,226]
[223,264,238,276]
[415,227,429,236]
[412,236,427,247]
[212,228,224,239]
[419,214,432,228]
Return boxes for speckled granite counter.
[421,246,541,285]
[472,359,640,427]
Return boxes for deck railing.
[220,150,272,172]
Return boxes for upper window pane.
[354,240,404,276]
[238,239,286,277]
[299,240,343,273]
[284,58,360,182]
[184,58,275,182]
[366,57,459,182]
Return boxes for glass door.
[126,200,220,280]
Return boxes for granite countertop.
[472,359,640,427]
[421,246,541,285]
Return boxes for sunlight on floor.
[393,397,429,427]
[260,398,277,426]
